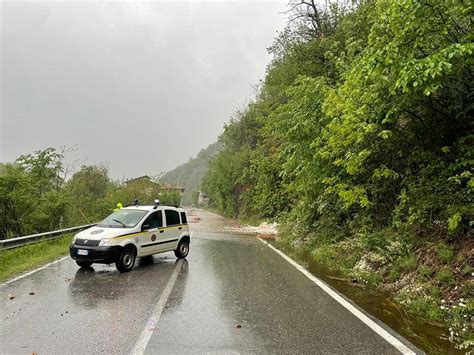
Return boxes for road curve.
[0,210,422,354]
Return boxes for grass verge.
[0,234,73,283]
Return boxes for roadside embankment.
[275,231,473,353]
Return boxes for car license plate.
[77,249,89,256]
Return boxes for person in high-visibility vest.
[114,202,123,211]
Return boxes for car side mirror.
[142,224,150,231]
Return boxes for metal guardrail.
[0,223,97,251]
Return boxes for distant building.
[125,176,185,197]
[125,176,160,196]
[159,183,186,195]
[125,175,160,185]
[197,191,210,207]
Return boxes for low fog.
[1,1,287,179]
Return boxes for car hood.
[75,226,136,240]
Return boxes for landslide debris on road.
[186,208,277,237]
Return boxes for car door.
[160,209,181,251]
[139,211,163,255]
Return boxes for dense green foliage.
[0,148,68,238]
[0,149,181,239]
[202,0,473,347]
[160,142,221,205]
[203,0,472,243]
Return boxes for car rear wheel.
[76,260,92,268]
[116,246,136,273]
[174,240,189,259]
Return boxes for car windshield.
[97,209,148,228]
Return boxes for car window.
[165,209,180,226]
[143,211,162,229]
[180,212,187,224]
[97,209,148,228]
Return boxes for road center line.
[258,238,416,355]
[130,259,183,355]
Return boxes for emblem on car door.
[151,234,156,242]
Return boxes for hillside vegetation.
[160,142,221,205]
[201,0,473,349]
[0,148,181,239]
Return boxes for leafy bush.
[388,255,417,281]
[354,271,383,288]
[435,267,455,287]
[418,266,434,278]
[399,255,418,272]
[387,268,401,282]
[361,231,389,252]
[436,243,454,264]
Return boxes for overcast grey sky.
[1,0,287,180]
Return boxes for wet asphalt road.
[1,213,420,354]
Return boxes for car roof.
[122,205,185,212]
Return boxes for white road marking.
[1,256,70,287]
[258,238,416,355]
[130,259,183,355]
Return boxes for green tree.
[64,165,113,225]
[0,148,68,237]
[15,147,64,197]
[0,164,33,238]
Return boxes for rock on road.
[0,209,421,354]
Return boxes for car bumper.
[69,245,122,264]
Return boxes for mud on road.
[187,208,277,237]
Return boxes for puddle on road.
[272,241,466,355]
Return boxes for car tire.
[116,246,136,273]
[174,240,189,259]
[76,260,92,268]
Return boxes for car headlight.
[99,238,114,246]
[71,234,78,244]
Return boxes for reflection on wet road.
[1,250,179,354]
[1,230,420,354]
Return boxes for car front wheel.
[116,247,136,273]
[174,240,189,259]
